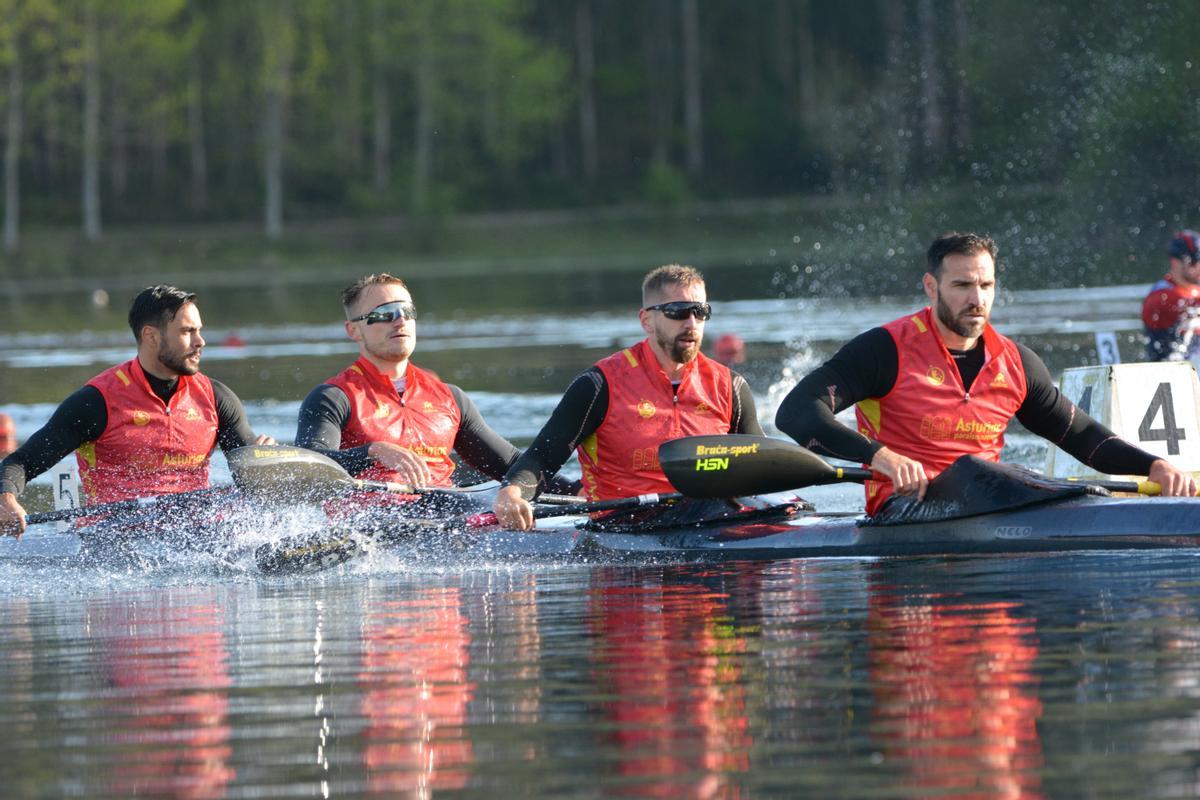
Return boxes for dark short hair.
[128,285,197,342]
[926,232,998,278]
[642,264,705,305]
[341,273,409,316]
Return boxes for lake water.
[3,266,1197,798]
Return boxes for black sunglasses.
[349,301,418,324]
[643,301,712,321]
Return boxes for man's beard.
[658,330,701,363]
[159,341,200,375]
[935,292,987,339]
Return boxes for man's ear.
[344,320,361,342]
[639,308,653,335]
[141,324,160,347]
[922,273,938,302]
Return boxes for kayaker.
[492,264,764,531]
[775,231,1197,514]
[0,285,275,537]
[1142,229,1200,362]
[0,414,15,458]
[294,273,576,494]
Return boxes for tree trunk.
[369,0,390,192]
[575,0,597,181]
[82,1,102,241]
[262,0,293,240]
[109,94,127,203]
[4,34,22,254]
[412,6,435,216]
[681,0,702,175]
[917,0,946,156]
[795,0,818,121]
[952,0,971,152]
[644,1,674,168]
[188,50,208,211]
[882,0,909,193]
[339,3,363,172]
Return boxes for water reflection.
[96,592,235,798]
[7,557,1200,796]
[589,567,753,798]
[868,587,1044,799]
[359,586,475,795]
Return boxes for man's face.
[924,251,996,344]
[153,301,206,376]
[345,283,416,364]
[1174,257,1200,286]
[639,281,707,365]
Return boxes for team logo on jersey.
[926,366,945,386]
[185,407,202,421]
[695,401,711,415]
[374,402,390,419]
[132,410,151,426]
[637,400,656,419]
[423,401,436,412]
[990,371,1007,387]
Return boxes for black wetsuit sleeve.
[774,328,897,464]
[293,384,377,474]
[448,385,520,479]
[211,379,263,453]
[0,386,108,497]
[503,368,609,500]
[448,386,580,493]
[1013,345,1159,476]
[731,373,764,435]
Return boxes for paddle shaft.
[25,487,226,526]
[255,492,683,574]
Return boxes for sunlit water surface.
[3,280,1198,798]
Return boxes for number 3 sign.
[1046,362,1200,479]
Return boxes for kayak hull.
[7,495,1200,567]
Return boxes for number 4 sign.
[1046,362,1200,479]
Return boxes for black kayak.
[244,490,1200,575]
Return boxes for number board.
[1046,363,1200,479]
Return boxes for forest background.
[0,0,1196,296]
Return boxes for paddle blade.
[227,444,356,502]
[659,434,856,497]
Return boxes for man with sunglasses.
[296,273,577,494]
[0,285,274,537]
[775,231,1195,516]
[492,264,763,530]
[1142,230,1200,362]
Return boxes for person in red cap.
[712,332,746,366]
[0,415,16,458]
[1142,230,1200,361]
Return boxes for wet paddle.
[25,486,227,526]
[254,491,683,575]
[659,434,1172,497]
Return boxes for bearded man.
[493,264,763,530]
[0,285,273,536]
[775,232,1194,514]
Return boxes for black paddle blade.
[659,434,850,498]
[255,529,363,575]
[226,444,356,502]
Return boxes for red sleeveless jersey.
[78,358,218,505]
[326,357,461,487]
[579,339,734,500]
[855,307,1028,514]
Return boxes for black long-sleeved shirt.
[503,366,763,500]
[775,326,1159,476]
[296,382,579,493]
[1,374,260,497]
